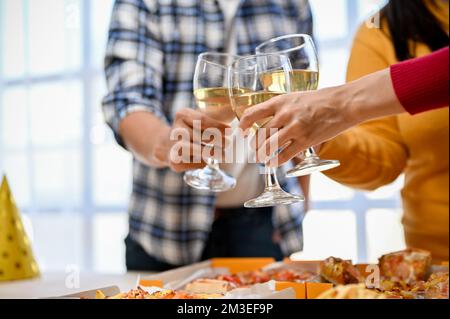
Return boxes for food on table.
[185,279,235,294]
[94,286,222,300]
[317,284,386,299]
[217,270,270,286]
[147,290,223,300]
[215,274,245,287]
[378,272,449,299]
[378,248,431,284]
[266,269,319,283]
[378,280,423,299]
[377,279,417,299]
[95,290,107,299]
[92,249,447,300]
[371,249,445,299]
[423,272,449,299]
[214,268,318,287]
[319,257,364,285]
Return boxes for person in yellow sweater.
[239,0,449,262]
[318,0,449,262]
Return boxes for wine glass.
[256,34,340,177]
[228,53,305,208]
[184,53,239,192]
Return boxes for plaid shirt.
[103,0,313,266]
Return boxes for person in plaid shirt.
[103,0,314,271]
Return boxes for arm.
[241,25,408,189]
[239,67,404,166]
[102,0,228,172]
[239,46,448,167]
[118,112,171,168]
[319,27,408,190]
[102,0,170,168]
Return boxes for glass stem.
[264,166,281,191]
[304,147,320,160]
[207,157,220,170]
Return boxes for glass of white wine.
[184,53,239,192]
[256,34,340,177]
[228,53,305,208]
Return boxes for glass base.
[286,158,341,178]
[244,187,305,208]
[184,166,236,193]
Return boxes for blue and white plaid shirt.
[103,0,313,266]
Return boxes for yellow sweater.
[320,1,449,262]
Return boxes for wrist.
[343,69,406,124]
[329,83,364,128]
[151,125,172,167]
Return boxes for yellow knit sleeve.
[319,24,408,191]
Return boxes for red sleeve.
[390,46,449,115]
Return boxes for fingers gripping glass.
[228,53,305,208]
[256,34,340,177]
[184,53,239,192]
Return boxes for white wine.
[194,88,236,124]
[232,91,282,130]
[194,87,251,123]
[261,69,319,92]
[194,88,237,124]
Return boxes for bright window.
[0,0,131,272]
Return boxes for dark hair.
[381,0,449,61]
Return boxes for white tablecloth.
[0,272,155,299]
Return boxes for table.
[0,272,155,299]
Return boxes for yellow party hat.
[0,175,40,281]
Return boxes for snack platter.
[55,249,448,300]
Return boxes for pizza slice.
[423,272,449,299]
[319,257,364,285]
[267,269,318,283]
[216,274,243,287]
[185,278,236,294]
[236,270,272,286]
[145,289,177,299]
[317,284,386,299]
[94,286,223,300]
[216,270,271,287]
[378,248,432,284]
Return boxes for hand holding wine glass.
[162,107,230,173]
[255,34,340,177]
[184,53,239,192]
[237,89,348,167]
[228,53,304,208]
